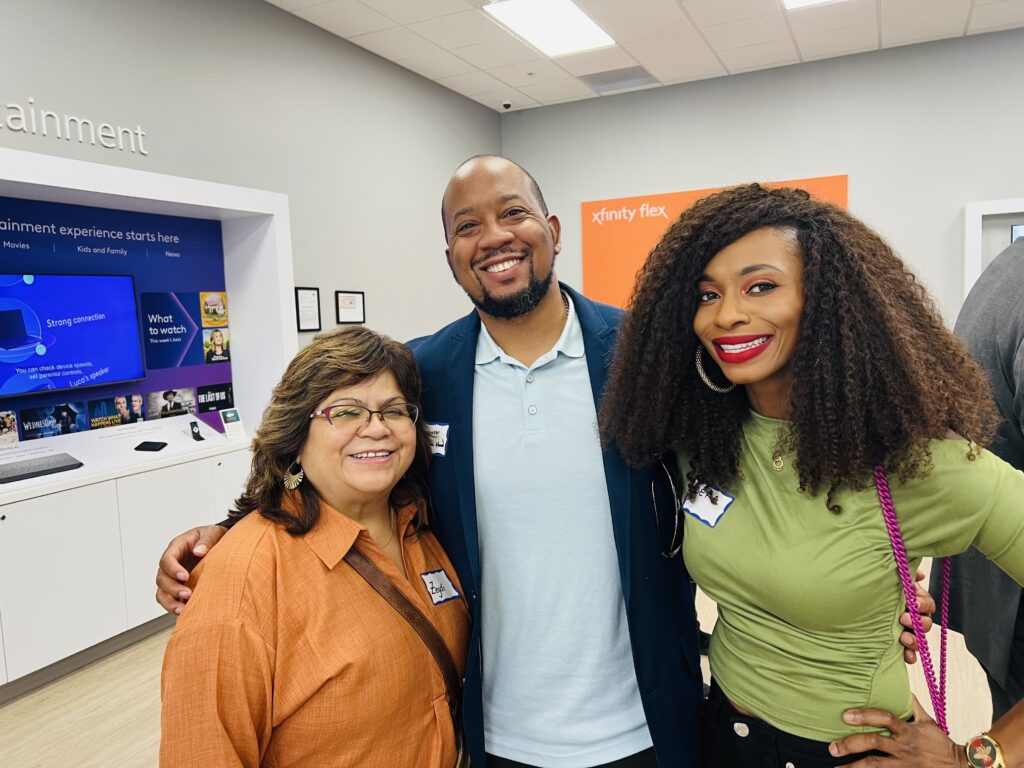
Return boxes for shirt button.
[526,373,534,383]
[733,722,749,737]
[527,405,538,415]
[785,763,795,768]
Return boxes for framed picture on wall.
[335,291,365,324]
[294,287,321,332]
[1013,224,1023,243]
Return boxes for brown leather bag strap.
[343,546,462,711]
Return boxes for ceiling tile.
[881,0,969,19]
[595,1,696,42]
[487,59,573,88]
[643,53,727,83]
[409,9,506,48]
[572,0,636,19]
[452,36,541,68]
[349,26,442,59]
[467,89,540,111]
[518,78,597,103]
[882,11,970,46]
[703,13,790,50]
[555,46,638,76]
[436,70,510,97]
[265,0,328,11]
[624,30,718,65]
[682,0,783,28]
[293,0,396,37]
[717,37,800,72]
[398,48,477,79]
[786,0,877,36]
[359,0,474,25]
[968,0,1024,33]
[796,22,878,60]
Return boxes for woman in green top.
[599,184,1024,767]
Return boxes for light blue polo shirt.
[472,293,652,767]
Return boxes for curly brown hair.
[599,184,999,508]
[230,326,431,534]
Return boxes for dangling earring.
[695,345,736,394]
[283,461,304,489]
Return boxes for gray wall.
[0,0,498,341]
[501,28,1024,322]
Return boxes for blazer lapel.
[446,313,482,592]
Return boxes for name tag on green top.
[683,484,735,528]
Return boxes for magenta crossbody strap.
[873,464,951,734]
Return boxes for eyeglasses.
[650,460,683,558]
[309,402,420,432]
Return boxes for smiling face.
[694,227,805,417]
[211,329,223,346]
[443,156,561,319]
[297,370,417,512]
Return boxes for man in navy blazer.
[408,155,701,766]
[156,155,703,767]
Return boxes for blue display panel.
[0,195,231,439]
[0,274,145,397]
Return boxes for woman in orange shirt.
[161,326,469,767]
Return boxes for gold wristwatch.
[965,732,1007,768]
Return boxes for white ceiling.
[266,0,1024,111]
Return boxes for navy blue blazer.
[409,284,702,767]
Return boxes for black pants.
[486,748,657,768]
[988,598,1024,720]
[702,680,887,767]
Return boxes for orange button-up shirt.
[160,500,470,767]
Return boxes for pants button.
[733,722,749,737]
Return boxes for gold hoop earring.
[695,345,736,394]
[283,462,304,490]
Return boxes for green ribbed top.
[679,411,1024,741]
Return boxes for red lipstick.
[712,334,773,364]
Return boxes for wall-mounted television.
[0,274,145,398]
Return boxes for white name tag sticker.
[420,569,461,605]
[426,423,449,457]
[683,484,735,528]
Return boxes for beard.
[466,251,555,319]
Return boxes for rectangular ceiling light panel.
[484,0,615,57]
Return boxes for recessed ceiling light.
[783,0,848,9]
[483,0,615,58]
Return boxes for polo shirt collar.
[474,290,585,366]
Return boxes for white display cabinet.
[0,482,127,681]
[0,146,297,686]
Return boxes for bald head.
[441,155,548,241]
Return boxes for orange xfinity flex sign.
[581,175,848,309]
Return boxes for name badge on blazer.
[426,423,449,457]
[420,569,460,605]
[683,484,735,528]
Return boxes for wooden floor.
[0,560,994,766]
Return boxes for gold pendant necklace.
[771,449,784,472]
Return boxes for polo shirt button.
[785,763,795,768]
[527,405,537,415]
[733,722,749,737]
[526,373,534,383]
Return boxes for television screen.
[0,274,145,398]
